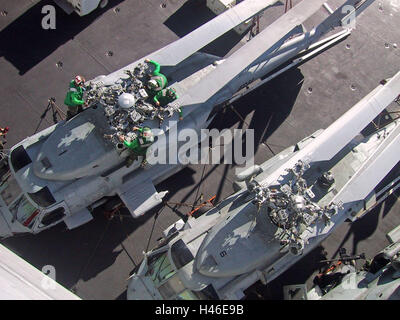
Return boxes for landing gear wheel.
[99,0,108,9]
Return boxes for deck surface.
[0,0,399,299]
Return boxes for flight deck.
[0,0,399,299]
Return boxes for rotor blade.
[336,122,400,204]
[308,71,400,163]
[176,0,328,107]
[260,71,400,188]
[104,0,278,84]
[149,0,280,66]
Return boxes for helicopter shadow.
[330,189,400,259]
[163,0,282,58]
[163,0,241,59]
[0,0,125,75]
[164,0,216,38]
[244,245,328,299]
[210,67,304,155]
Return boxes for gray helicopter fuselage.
[0,0,367,238]
[0,30,324,238]
[127,116,400,300]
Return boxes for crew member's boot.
[66,105,78,120]
[126,154,138,168]
[140,158,148,168]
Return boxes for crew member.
[64,75,86,120]
[0,127,9,150]
[153,88,183,120]
[145,59,168,95]
[118,126,154,168]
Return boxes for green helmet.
[141,127,154,144]
[167,88,177,98]
[142,126,153,136]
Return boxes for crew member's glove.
[118,135,125,142]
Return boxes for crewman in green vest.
[0,126,8,150]
[145,59,168,95]
[0,126,9,176]
[64,75,86,120]
[153,88,183,120]
[118,126,154,168]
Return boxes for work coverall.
[153,89,183,119]
[0,128,7,176]
[64,80,85,119]
[123,127,154,167]
[0,128,7,150]
[147,60,168,94]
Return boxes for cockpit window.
[195,284,219,300]
[176,290,198,300]
[10,145,32,172]
[0,175,23,206]
[158,274,187,300]
[9,194,38,227]
[146,252,202,300]
[147,252,175,285]
[170,239,194,269]
[39,207,65,227]
[28,186,56,208]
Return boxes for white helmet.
[148,79,158,89]
[74,75,85,86]
[118,93,136,109]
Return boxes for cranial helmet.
[142,127,153,137]
[75,75,85,86]
[118,93,136,109]
[167,88,176,98]
[148,79,158,89]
